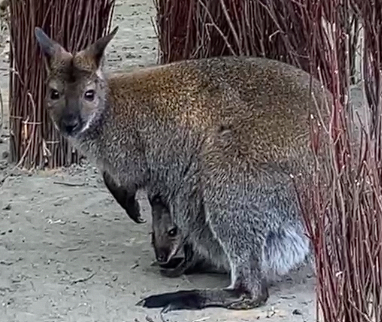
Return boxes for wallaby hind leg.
[205,204,270,310]
[102,171,145,223]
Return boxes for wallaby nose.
[62,117,80,135]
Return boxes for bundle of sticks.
[8,0,115,169]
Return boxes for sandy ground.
[0,0,351,321]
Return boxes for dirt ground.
[0,0,348,321]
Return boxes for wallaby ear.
[34,27,69,69]
[81,26,119,68]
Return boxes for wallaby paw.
[127,214,146,224]
[226,296,267,310]
[134,215,146,224]
[125,203,146,223]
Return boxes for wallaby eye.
[167,228,177,237]
[50,89,60,100]
[84,90,95,101]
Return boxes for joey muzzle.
[155,247,172,264]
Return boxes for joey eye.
[167,228,177,237]
[149,194,161,204]
[50,89,60,100]
[84,90,96,101]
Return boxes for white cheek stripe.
[80,112,97,133]
[96,68,104,80]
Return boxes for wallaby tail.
[137,287,268,312]
[263,223,311,277]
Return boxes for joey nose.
[156,251,169,263]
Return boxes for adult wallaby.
[34,26,331,312]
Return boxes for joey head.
[149,193,218,278]
[150,193,182,265]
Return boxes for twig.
[53,181,86,187]
[197,0,237,56]
[71,272,95,285]
[0,86,3,136]
[218,0,242,55]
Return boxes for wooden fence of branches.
[9,0,115,169]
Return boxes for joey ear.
[34,27,69,69]
[81,26,119,68]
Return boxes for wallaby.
[34,26,331,312]
[149,193,225,277]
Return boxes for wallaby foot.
[102,171,145,223]
[137,282,268,312]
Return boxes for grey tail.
[263,224,311,277]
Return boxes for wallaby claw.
[226,284,269,310]
[125,200,146,224]
[226,296,268,310]
[126,212,146,224]
[132,215,146,224]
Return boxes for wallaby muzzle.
[59,97,83,136]
[60,113,82,136]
